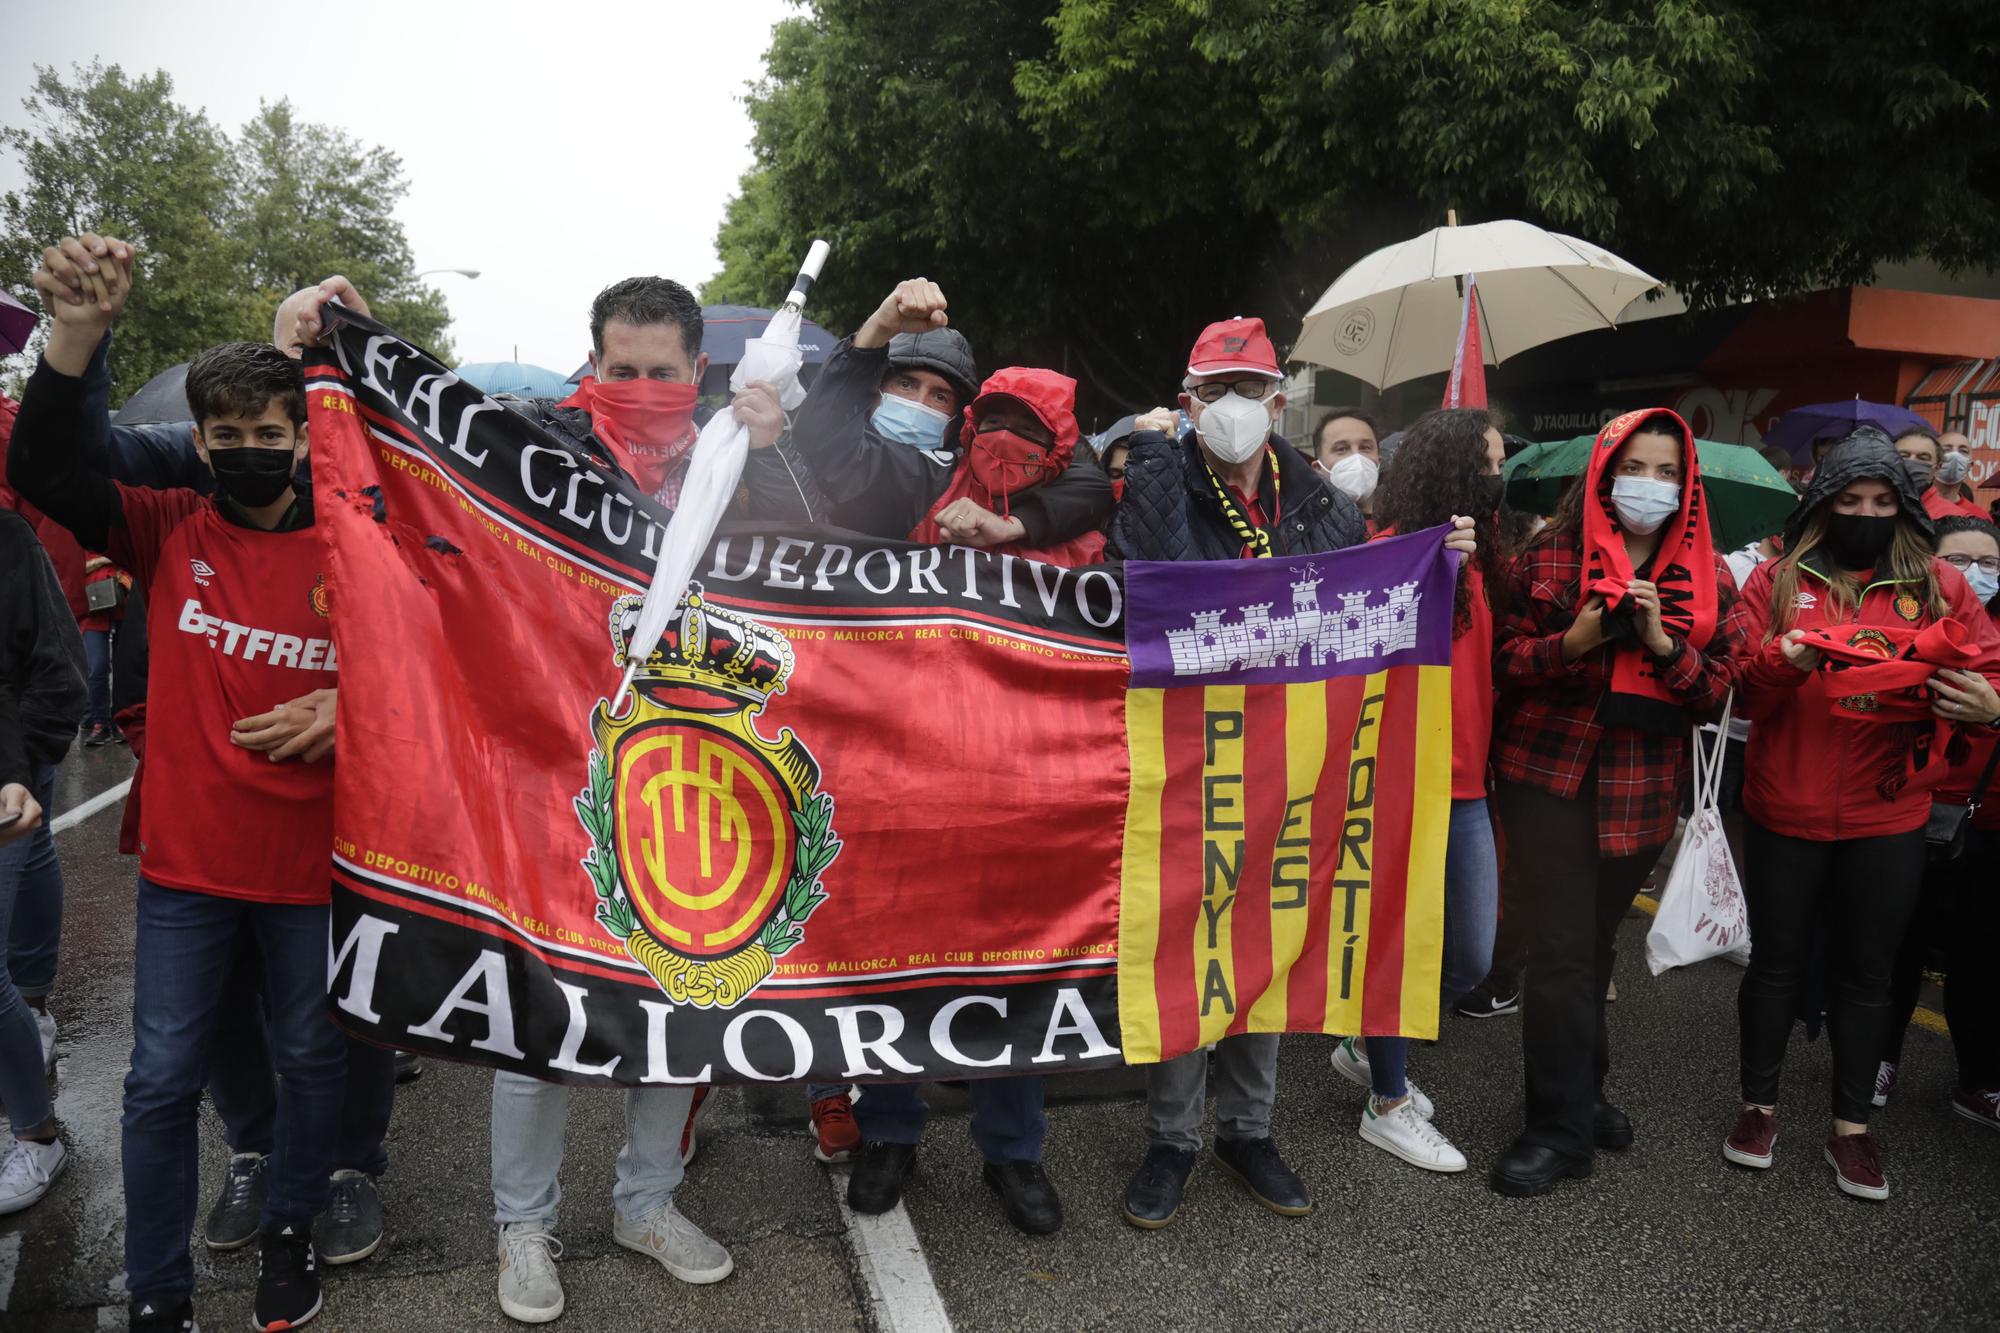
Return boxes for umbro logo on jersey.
[1794,591,1817,610]
[189,559,217,586]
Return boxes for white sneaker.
[1358,1097,1467,1173]
[1330,1037,1434,1120]
[1871,1061,1897,1108]
[0,1137,67,1215]
[34,1009,55,1072]
[496,1222,565,1324]
[612,1201,733,1284]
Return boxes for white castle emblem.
[1164,573,1423,675]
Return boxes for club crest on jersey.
[1893,592,1922,622]
[573,586,840,1010]
[310,574,331,618]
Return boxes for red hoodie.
[1737,557,2000,839]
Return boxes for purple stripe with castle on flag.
[1124,525,1461,689]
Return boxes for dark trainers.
[1950,1087,2000,1132]
[316,1169,383,1264]
[1452,983,1520,1019]
[1122,1143,1197,1229]
[82,722,112,748]
[1213,1136,1312,1216]
[129,1296,198,1331]
[1824,1132,1889,1201]
[846,1141,917,1215]
[204,1152,267,1250]
[1723,1106,1777,1168]
[393,1051,423,1083]
[254,1221,322,1330]
[982,1160,1062,1235]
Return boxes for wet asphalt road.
[6,742,1999,1331]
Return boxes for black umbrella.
[114,362,193,425]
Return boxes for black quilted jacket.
[1107,429,1366,561]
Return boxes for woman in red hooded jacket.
[1725,430,2000,1200]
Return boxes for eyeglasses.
[1188,378,1278,405]
[1942,552,2000,575]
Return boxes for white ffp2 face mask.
[1194,391,1274,464]
[1326,453,1379,502]
[1609,475,1681,535]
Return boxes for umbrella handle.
[782,240,831,313]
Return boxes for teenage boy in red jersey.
[8,238,340,1333]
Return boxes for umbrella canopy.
[113,362,193,426]
[1761,400,1933,461]
[565,304,837,388]
[1294,220,1661,390]
[456,360,573,398]
[0,288,35,357]
[1504,434,1798,552]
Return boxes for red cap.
[1187,316,1280,378]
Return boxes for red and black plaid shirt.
[1492,535,1750,856]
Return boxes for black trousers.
[1739,820,1925,1123]
[1496,775,1656,1158]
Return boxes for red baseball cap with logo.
[1187,316,1281,379]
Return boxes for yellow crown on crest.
[609,586,796,705]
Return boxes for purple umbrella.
[0,287,35,356]
[1764,400,1933,460]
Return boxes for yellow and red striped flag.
[1117,528,1458,1063]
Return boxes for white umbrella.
[1293,219,1662,390]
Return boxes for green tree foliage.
[2,63,452,403]
[711,0,2000,417]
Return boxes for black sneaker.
[315,1169,383,1265]
[1452,983,1521,1019]
[1122,1143,1197,1229]
[253,1221,321,1331]
[846,1141,917,1215]
[393,1051,423,1083]
[112,724,128,746]
[1213,1135,1312,1216]
[203,1152,267,1250]
[129,1295,198,1331]
[981,1160,1062,1235]
[81,722,112,749]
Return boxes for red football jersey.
[109,484,336,904]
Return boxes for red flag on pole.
[1444,273,1487,409]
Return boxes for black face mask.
[1820,512,1898,571]
[1477,473,1506,512]
[1903,461,1934,492]
[209,446,297,508]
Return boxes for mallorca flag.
[1116,528,1459,1064]
[1444,273,1488,409]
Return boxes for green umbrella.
[1504,434,1797,551]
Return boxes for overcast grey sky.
[0,0,797,372]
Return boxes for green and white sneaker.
[1359,1097,1467,1173]
[1330,1037,1434,1119]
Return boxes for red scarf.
[908,460,1106,566]
[557,376,699,500]
[1808,618,1976,722]
[1580,408,1718,719]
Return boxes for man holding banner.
[1111,318,1476,1228]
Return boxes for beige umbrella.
[1293,219,1662,390]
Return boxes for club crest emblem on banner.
[575,586,840,1009]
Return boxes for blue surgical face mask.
[1966,563,2000,606]
[873,393,953,449]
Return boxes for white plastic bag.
[1645,694,1750,975]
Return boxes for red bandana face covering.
[1580,408,1718,723]
[966,428,1060,517]
[559,376,699,496]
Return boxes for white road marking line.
[50,778,132,835]
[827,1165,955,1333]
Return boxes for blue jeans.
[82,626,114,727]
[1367,797,1500,1100]
[123,878,345,1305]
[207,924,396,1176]
[0,765,58,1136]
[4,763,62,999]
[853,1077,1047,1163]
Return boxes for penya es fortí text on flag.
[304,308,1457,1086]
